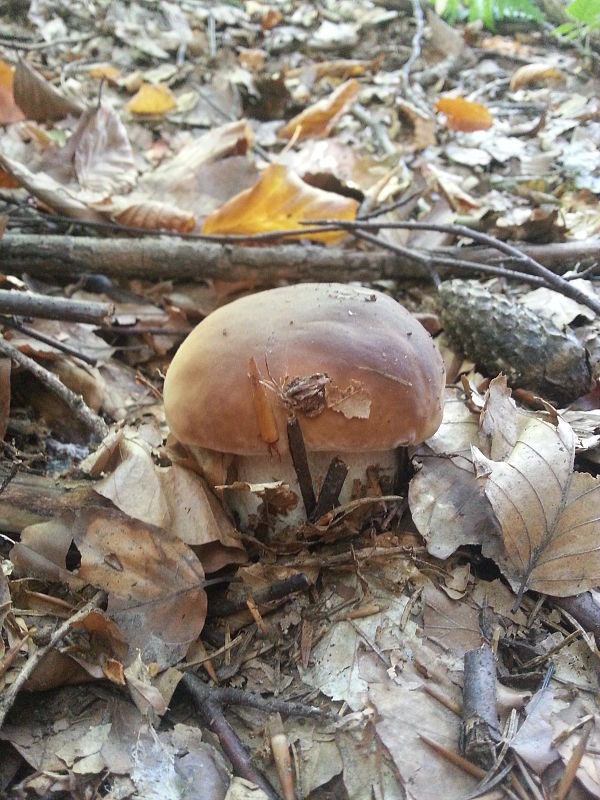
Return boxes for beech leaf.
[473,412,600,599]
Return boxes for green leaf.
[566,0,600,23]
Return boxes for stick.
[0,337,108,440]
[0,591,106,730]
[0,289,113,324]
[182,672,281,800]
[286,417,316,518]
[0,233,596,282]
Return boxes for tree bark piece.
[0,233,597,283]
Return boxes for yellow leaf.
[126,83,177,116]
[89,64,121,83]
[435,96,493,132]
[278,79,361,141]
[202,163,357,242]
[509,62,563,92]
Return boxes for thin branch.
[0,590,106,730]
[2,318,98,366]
[0,289,113,324]
[0,336,108,440]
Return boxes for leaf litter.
[0,1,599,798]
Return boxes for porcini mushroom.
[164,283,445,528]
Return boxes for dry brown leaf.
[509,63,563,92]
[423,583,484,656]
[0,60,25,124]
[96,196,195,232]
[409,389,496,558]
[88,64,121,83]
[473,409,600,598]
[435,96,493,132]
[397,98,437,150]
[82,425,246,572]
[11,507,207,669]
[69,105,137,195]
[277,79,361,141]
[0,151,107,223]
[202,163,358,242]
[13,58,83,122]
[125,83,177,116]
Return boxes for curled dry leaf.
[13,58,84,122]
[96,195,195,232]
[277,78,361,141]
[0,151,106,223]
[509,62,563,92]
[435,96,493,132]
[202,163,358,242]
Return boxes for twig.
[462,645,501,769]
[401,0,428,113]
[182,671,280,800]
[0,590,106,730]
[2,318,97,366]
[352,103,395,155]
[182,679,334,721]
[287,417,316,518]
[0,289,113,324]
[554,719,594,800]
[207,573,311,618]
[329,220,600,316]
[312,458,348,521]
[0,336,108,440]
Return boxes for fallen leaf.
[509,63,563,92]
[473,408,600,598]
[278,79,361,140]
[126,83,177,115]
[435,96,493,132]
[0,59,25,124]
[95,195,195,232]
[13,58,83,121]
[202,163,358,242]
[88,64,121,83]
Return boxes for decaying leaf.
[202,163,358,242]
[435,96,493,132]
[277,78,361,141]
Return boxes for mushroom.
[164,283,445,528]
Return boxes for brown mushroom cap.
[164,283,445,456]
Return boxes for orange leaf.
[0,59,25,124]
[435,96,493,132]
[202,163,358,242]
[126,83,177,116]
[0,165,19,188]
[88,63,121,83]
[278,79,361,141]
